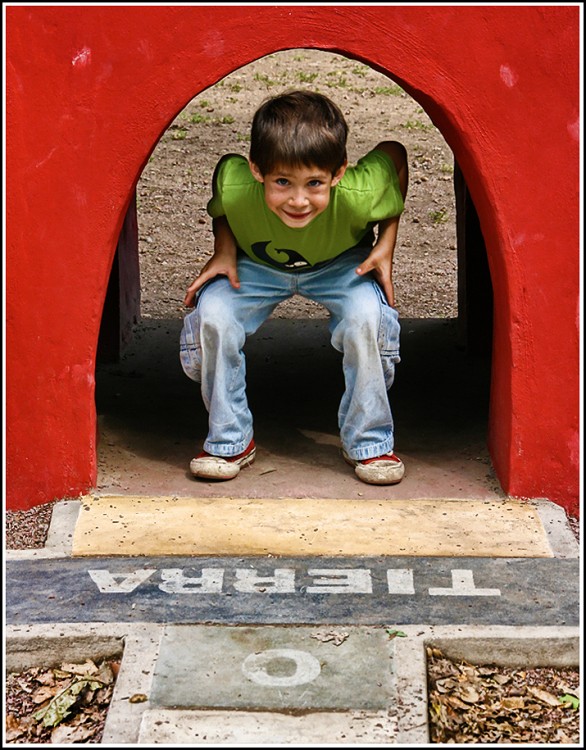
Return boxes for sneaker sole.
[190,448,256,480]
[342,450,405,486]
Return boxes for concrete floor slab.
[138,708,398,744]
[71,495,553,557]
[150,625,395,710]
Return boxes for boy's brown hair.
[250,90,348,176]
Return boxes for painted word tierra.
[88,567,501,597]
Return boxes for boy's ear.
[331,160,348,186]
[249,161,265,183]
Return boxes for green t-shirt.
[207,148,404,271]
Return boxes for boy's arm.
[183,216,240,307]
[355,141,408,307]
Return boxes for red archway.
[6,5,580,514]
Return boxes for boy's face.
[249,161,347,228]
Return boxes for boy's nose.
[289,191,309,207]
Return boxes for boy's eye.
[308,180,323,188]
[276,178,289,186]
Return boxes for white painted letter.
[242,649,321,687]
[158,568,224,593]
[233,568,295,593]
[428,569,501,596]
[307,569,372,593]
[387,569,415,594]
[88,569,156,593]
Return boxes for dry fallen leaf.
[34,671,56,687]
[436,677,459,693]
[129,693,148,703]
[310,629,350,646]
[51,722,95,743]
[457,684,481,704]
[31,686,55,704]
[527,685,563,706]
[60,659,99,676]
[501,696,525,709]
[5,714,26,742]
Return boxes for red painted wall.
[6,5,580,515]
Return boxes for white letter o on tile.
[242,648,321,686]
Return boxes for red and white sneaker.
[190,439,256,480]
[342,449,405,485]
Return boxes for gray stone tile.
[150,625,396,710]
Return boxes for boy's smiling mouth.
[279,208,316,227]
[283,209,313,220]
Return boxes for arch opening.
[95,49,496,498]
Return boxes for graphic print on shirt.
[250,241,336,271]
[250,241,312,270]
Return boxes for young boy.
[180,90,408,485]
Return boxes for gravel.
[5,502,56,549]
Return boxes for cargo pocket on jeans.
[179,308,202,382]
[374,284,401,389]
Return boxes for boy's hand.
[183,252,240,307]
[356,242,396,307]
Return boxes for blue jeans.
[179,248,401,460]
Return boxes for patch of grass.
[297,71,318,83]
[401,119,434,132]
[429,208,449,224]
[187,113,235,127]
[374,85,403,96]
[254,72,277,87]
[325,73,348,89]
[171,128,187,140]
[189,113,211,124]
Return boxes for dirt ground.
[136,48,457,322]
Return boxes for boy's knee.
[342,300,380,336]
[197,287,221,315]
[197,295,247,355]
[198,291,236,328]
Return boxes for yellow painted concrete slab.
[72,496,553,557]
